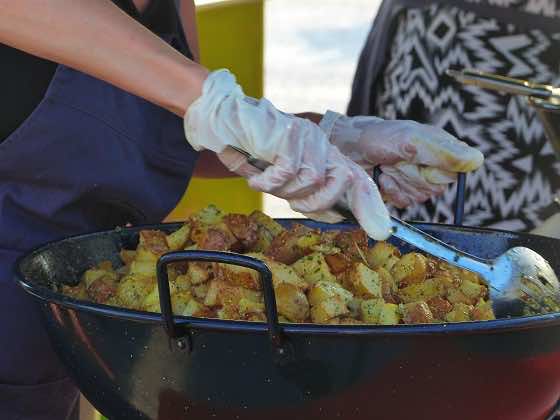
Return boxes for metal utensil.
[446,68,560,106]
[229,145,560,316]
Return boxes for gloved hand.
[184,70,392,239]
[318,111,484,208]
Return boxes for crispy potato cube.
[116,275,155,310]
[292,252,336,286]
[379,303,401,325]
[345,263,382,299]
[360,298,385,323]
[324,253,352,274]
[248,210,284,237]
[187,262,212,286]
[275,283,310,322]
[238,298,265,317]
[391,253,428,287]
[191,204,223,226]
[129,260,157,278]
[82,267,117,289]
[174,274,191,292]
[375,267,398,303]
[197,225,237,251]
[192,282,210,300]
[445,303,474,322]
[460,279,486,301]
[166,223,191,251]
[217,262,260,290]
[265,224,315,264]
[398,278,444,304]
[87,276,118,304]
[367,242,401,270]
[308,281,353,307]
[401,302,434,324]
[471,299,495,321]
[62,283,88,300]
[447,288,475,306]
[136,230,169,261]
[203,279,223,307]
[427,297,453,320]
[252,226,275,253]
[181,299,210,317]
[224,214,258,251]
[334,229,368,262]
[310,296,349,324]
[296,230,322,251]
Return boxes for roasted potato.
[367,241,401,271]
[391,253,428,287]
[292,252,337,285]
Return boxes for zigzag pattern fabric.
[372,0,560,231]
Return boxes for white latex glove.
[319,111,484,208]
[184,70,392,239]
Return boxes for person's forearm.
[0,0,208,116]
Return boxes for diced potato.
[197,225,237,251]
[379,303,401,325]
[401,302,434,324]
[248,210,284,237]
[292,252,337,285]
[447,288,475,306]
[460,279,486,301]
[334,229,368,262]
[62,283,88,300]
[375,267,398,303]
[296,230,322,251]
[224,214,258,251]
[174,274,191,292]
[310,296,349,324]
[265,224,314,264]
[166,223,191,251]
[203,279,223,307]
[324,253,352,274]
[471,299,495,321]
[427,297,453,320]
[136,230,169,261]
[87,276,118,304]
[275,283,310,322]
[391,253,428,287]
[360,298,385,323]
[142,282,187,313]
[252,226,275,253]
[308,281,353,307]
[238,298,265,317]
[192,282,210,300]
[181,299,210,317]
[445,303,474,322]
[191,204,223,226]
[217,262,260,290]
[188,262,212,286]
[116,275,156,310]
[397,278,445,304]
[129,260,157,278]
[345,263,382,299]
[82,267,117,289]
[367,242,401,270]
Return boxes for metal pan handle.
[156,250,290,359]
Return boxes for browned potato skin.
[334,229,368,262]
[427,297,453,320]
[87,276,118,304]
[138,230,169,256]
[265,224,317,264]
[367,242,401,269]
[223,214,258,251]
[401,302,434,324]
[324,253,352,275]
[274,283,309,322]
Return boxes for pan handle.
[156,250,290,358]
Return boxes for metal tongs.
[229,145,560,316]
[446,69,560,106]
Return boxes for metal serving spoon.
[229,146,560,317]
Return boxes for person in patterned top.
[349,0,560,232]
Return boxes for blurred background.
[263,0,378,218]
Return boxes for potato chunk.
[310,296,349,324]
[471,299,495,321]
[391,253,428,287]
[308,281,353,307]
[345,263,382,299]
[379,303,400,325]
[292,252,336,286]
[166,223,191,251]
[445,303,474,322]
[116,275,155,310]
[360,298,385,323]
[401,302,434,324]
[367,242,401,270]
[274,283,310,322]
[397,278,444,304]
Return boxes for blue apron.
[0,4,198,418]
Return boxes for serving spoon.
[229,146,560,317]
